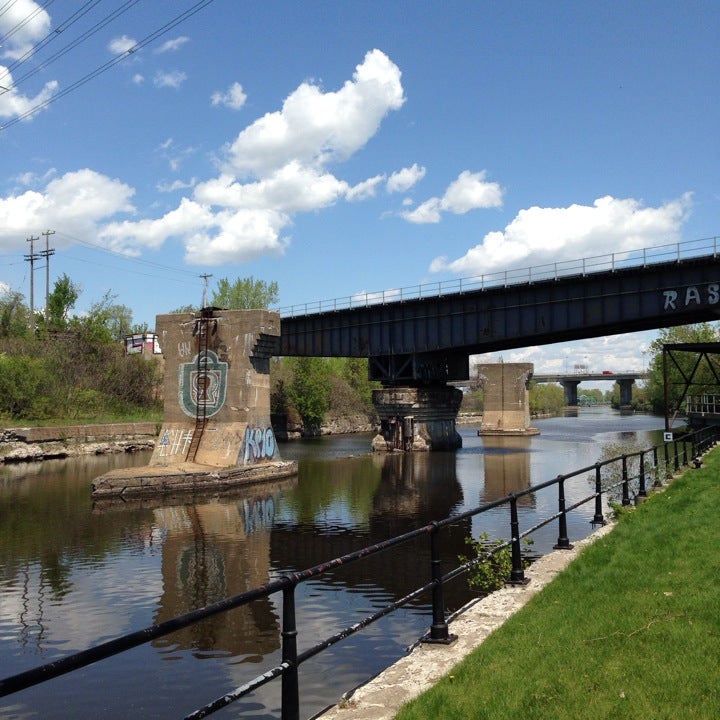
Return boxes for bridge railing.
[1,427,718,720]
[277,236,719,318]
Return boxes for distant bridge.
[533,371,649,406]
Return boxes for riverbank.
[319,443,720,719]
[0,423,157,462]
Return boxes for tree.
[211,276,279,309]
[47,274,80,331]
[73,292,134,344]
[529,382,565,415]
[0,290,30,338]
[287,357,332,429]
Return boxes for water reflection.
[481,436,533,501]
[0,409,666,719]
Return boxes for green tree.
[0,290,30,338]
[0,353,51,417]
[47,274,80,331]
[72,292,134,344]
[288,357,332,429]
[210,276,279,309]
[529,382,565,415]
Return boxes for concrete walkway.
[319,522,615,720]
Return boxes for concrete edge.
[318,521,616,720]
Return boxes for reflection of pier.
[481,436,534,504]
[144,478,296,658]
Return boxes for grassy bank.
[396,448,720,719]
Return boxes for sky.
[1,0,719,377]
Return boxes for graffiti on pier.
[242,426,276,464]
[178,350,228,418]
[158,428,194,457]
[241,496,276,534]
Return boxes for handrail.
[2,425,717,720]
[276,235,719,318]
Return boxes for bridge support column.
[618,378,635,410]
[92,308,297,497]
[371,386,463,452]
[477,363,539,436]
[561,379,581,406]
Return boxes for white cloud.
[387,164,426,193]
[223,49,405,177]
[132,73,145,85]
[153,70,187,89]
[0,71,58,122]
[108,35,137,55]
[211,82,247,110]
[0,0,50,60]
[155,36,189,54]
[402,170,503,224]
[347,175,385,201]
[0,170,135,252]
[429,194,692,275]
[157,178,197,193]
[1,50,406,266]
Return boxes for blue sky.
[1,1,718,376]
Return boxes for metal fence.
[1,426,718,720]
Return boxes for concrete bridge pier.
[618,378,635,410]
[92,308,297,498]
[371,385,463,452]
[477,363,539,436]
[561,379,581,406]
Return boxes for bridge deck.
[278,239,720,383]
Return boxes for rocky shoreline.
[0,424,158,464]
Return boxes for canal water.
[0,408,664,719]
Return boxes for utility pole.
[24,235,39,332]
[200,273,212,309]
[40,229,55,329]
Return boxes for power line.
[0,0,141,92]
[0,0,104,85]
[0,0,217,131]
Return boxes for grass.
[396,446,720,720]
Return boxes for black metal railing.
[2,426,718,720]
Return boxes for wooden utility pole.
[40,229,55,329]
[24,235,39,331]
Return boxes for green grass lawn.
[396,447,720,720]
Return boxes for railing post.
[637,451,647,500]
[652,446,662,486]
[281,580,300,720]
[665,442,672,479]
[673,439,680,473]
[509,496,528,584]
[592,463,605,525]
[553,475,574,550]
[424,522,456,644]
[621,455,631,506]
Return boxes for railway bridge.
[278,238,720,450]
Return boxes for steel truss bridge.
[278,237,720,385]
